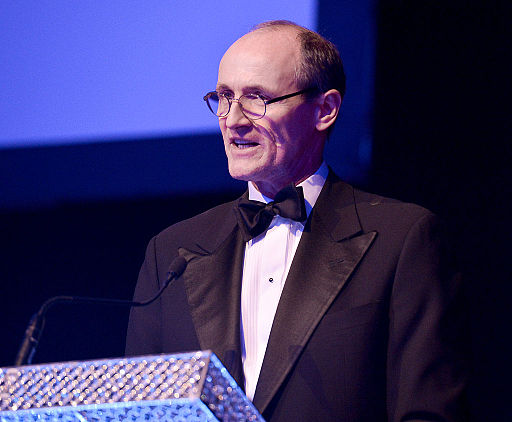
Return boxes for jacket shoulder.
[326,171,436,231]
[353,187,434,219]
[152,197,239,251]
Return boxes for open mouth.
[233,139,259,149]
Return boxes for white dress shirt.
[240,162,328,400]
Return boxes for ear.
[315,89,342,132]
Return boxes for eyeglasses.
[203,88,314,120]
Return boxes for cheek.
[267,119,300,153]
[219,122,227,138]
[262,118,291,148]
[220,130,232,151]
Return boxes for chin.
[228,169,254,182]
[227,161,259,182]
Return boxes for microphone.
[14,256,187,366]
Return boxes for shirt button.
[269,277,274,283]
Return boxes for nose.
[224,100,252,128]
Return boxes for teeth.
[234,140,257,149]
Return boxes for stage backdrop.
[0,0,375,209]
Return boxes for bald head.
[219,28,301,100]
[250,21,346,99]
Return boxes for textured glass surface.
[0,351,264,422]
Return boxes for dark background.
[1,1,510,420]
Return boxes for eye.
[219,90,234,100]
[246,92,269,102]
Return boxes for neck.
[251,162,323,199]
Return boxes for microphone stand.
[14,256,187,366]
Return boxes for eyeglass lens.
[206,93,266,119]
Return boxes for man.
[126,21,467,421]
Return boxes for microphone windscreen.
[167,256,187,279]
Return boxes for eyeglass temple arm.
[264,88,315,105]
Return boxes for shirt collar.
[248,162,328,218]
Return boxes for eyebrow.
[216,84,273,96]
[216,83,231,92]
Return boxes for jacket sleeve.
[386,213,468,421]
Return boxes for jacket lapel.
[178,208,246,388]
[253,173,377,412]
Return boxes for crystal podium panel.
[0,351,263,421]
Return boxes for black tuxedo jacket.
[126,171,467,421]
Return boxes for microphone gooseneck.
[14,256,187,366]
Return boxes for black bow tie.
[234,184,307,242]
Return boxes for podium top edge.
[1,350,214,372]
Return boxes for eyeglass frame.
[203,87,316,120]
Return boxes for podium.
[0,351,264,421]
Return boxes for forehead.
[217,28,300,93]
